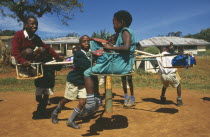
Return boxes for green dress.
[84,28,136,77]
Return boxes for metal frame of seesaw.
[15,61,73,80]
[135,50,194,68]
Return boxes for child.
[156,46,183,106]
[11,15,62,76]
[108,34,135,107]
[51,35,91,129]
[80,10,136,116]
[33,56,62,118]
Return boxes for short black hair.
[114,10,132,27]
[24,15,37,24]
[79,35,90,43]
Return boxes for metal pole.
[105,76,112,113]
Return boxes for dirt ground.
[0,85,210,137]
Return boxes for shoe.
[123,98,129,106]
[125,97,135,107]
[177,98,183,106]
[160,96,166,104]
[51,114,58,124]
[66,121,80,129]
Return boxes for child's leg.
[37,94,49,114]
[121,76,129,106]
[127,76,135,106]
[66,98,86,129]
[121,76,128,95]
[36,95,42,103]
[80,76,98,115]
[21,48,34,61]
[33,47,47,62]
[161,87,167,97]
[93,76,102,106]
[160,86,167,103]
[51,98,70,124]
[177,84,181,97]
[128,76,134,96]
[176,84,183,106]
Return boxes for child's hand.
[103,43,113,50]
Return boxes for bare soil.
[0,87,210,137]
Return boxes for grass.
[0,57,209,93]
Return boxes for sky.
[0,0,210,41]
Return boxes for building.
[43,37,79,56]
[139,36,210,55]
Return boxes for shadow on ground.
[142,98,175,105]
[49,96,64,104]
[201,97,210,101]
[32,105,73,120]
[81,111,128,136]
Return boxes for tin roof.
[139,36,210,47]
[43,37,79,44]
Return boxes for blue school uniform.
[84,28,136,77]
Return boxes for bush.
[144,46,160,54]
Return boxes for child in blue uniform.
[80,10,136,116]
[108,34,135,107]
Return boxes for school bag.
[171,55,196,69]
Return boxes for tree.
[91,29,112,40]
[144,46,160,54]
[166,31,182,37]
[0,0,83,25]
[0,29,16,36]
[66,32,80,37]
[184,28,210,42]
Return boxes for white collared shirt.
[156,51,176,74]
[23,30,34,40]
[81,49,90,59]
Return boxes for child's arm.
[11,32,28,64]
[103,30,131,51]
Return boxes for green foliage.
[0,29,16,36]
[91,29,112,39]
[0,0,83,25]
[0,77,34,92]
[166,31,183,37]
[0,57,209,92]
[184,28,210,42]
[144,46,160,54]
[66,32,80,37]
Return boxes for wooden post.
[105,76,112,113]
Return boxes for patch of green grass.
[0,77,34,92]
[0,57,209,93]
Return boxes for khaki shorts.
[64,82,87,100]
[161,73,180,88]
[36,87,53,96]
